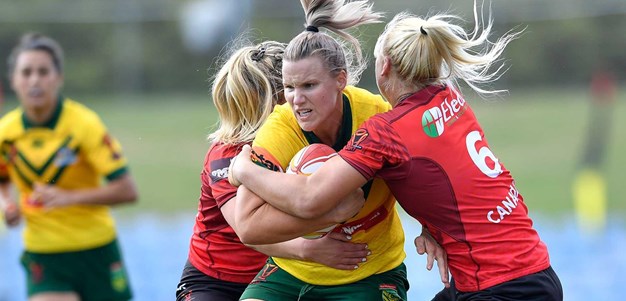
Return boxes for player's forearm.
[0,182,21,227]
[234,186,336,244]
[247,239,306,260]
[71,175,138,206]
[237,159,328,218]
[0,182,12,208]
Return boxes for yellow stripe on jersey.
[0,98,128,253]
[252,86,405,285]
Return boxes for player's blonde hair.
[209,40,285,144]
[285,0,383,85]
[374,1,522,97]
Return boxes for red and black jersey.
[187,141,267,284]
[339,85,550,292]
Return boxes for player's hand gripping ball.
[287,143,338,239]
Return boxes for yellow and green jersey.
[0,97,128,253]
[252,85,406,285]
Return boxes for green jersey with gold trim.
[0,97,128,253]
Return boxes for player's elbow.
[294,193,329,219]
[239,234,265,245]
[236,225,278,245]
[124,189,139,204]
[233,215,264,244]
[118,182,139,204]
[294,177,338,219]
[236,228,257,245]
[232,220,252,244]
[111,174,139,205]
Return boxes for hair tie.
[420,26,427,36]
[251,47,266,62]
[305,25,319,33]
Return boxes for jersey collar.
[22,95,64,130]
[399,84,447,107]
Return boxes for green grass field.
[2,87,625,218]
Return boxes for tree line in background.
[0,4,623,97]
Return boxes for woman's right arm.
[0,182,20,227]
[220,191,369,269]
[231,185,363,244]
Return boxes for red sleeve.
[338,116,409,180]
[204,143,245,208]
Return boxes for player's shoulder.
[60,99,116,150]
[267,102,297,125]
[58,98,108,134]
[255,103,300,145]
[205,141,245,181]
[0,108,24,136]
[343,85,391,112]
[63,98,101,122]
[207,141,244,161]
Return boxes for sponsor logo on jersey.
[31,138,44,148]
[346,128,369,151]
[209,157,232,183]
[251,149,282,172]
[29,262,44,284]
[175,283,186,293]
[1,140,18,163]
[421,95,467,137]
[53,147,77,167]
[103,134,121,160]
[380,283,401,301]
[341,223,363,235]
[487,182,521,223]
[250,263,279,284]
[110,262,128,292]
[337,205,387,235]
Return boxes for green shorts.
[240,257,409,301]
[20,239,132,301]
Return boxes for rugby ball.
[287,144,338,239]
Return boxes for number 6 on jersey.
[466,130,502,178]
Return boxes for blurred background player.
[0,80,4,114]
[0,33,138,301]
[229,2,563,300]
[572,66,617,235]
[175,39,371,301]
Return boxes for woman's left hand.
[31,183,74,209]
[414,229,450,288]
[228,144,253,187]
[301,232,370,270]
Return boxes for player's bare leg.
[30,292,80,301]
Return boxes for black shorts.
[432,266,563,301]
[176,260,249,301]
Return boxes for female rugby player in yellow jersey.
[0,33,138,301]
[227,1,448,300]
